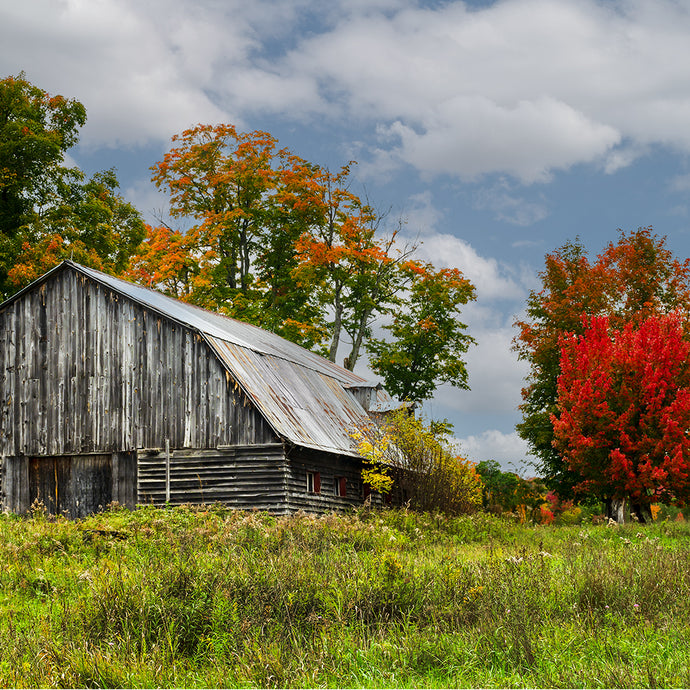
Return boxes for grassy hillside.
[1,504,689,688]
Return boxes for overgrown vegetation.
[1,504,690,688]
[355,410,483,514]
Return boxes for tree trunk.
[328,288,343,362]
[345,309,371,371]
[606,497,626,523]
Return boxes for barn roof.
[7,261,394,457]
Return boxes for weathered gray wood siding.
[1,451,136,517]
[136,444,288,512]
[285,446,363,513]
[0,269,278,458]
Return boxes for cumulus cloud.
[431,318,528,416]
[276,0,690,181]
[411,231,525,301]
[384,98,620,183]
[5,0,690,182]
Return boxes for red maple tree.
[552,313,690,516]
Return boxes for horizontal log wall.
[285,446,364,513]
[137,444,289,512]
[0,269,277,457]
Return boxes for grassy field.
[0,504,689,688]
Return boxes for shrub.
[355,411,483,515]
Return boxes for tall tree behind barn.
[0,261,399,517]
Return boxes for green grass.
[0,504,689,687]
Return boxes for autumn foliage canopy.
[1,74,478,405]
[514,228,690,497]
[553,313,690,507]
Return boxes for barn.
[0,260,398,517]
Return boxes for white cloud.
[397,191,444,236]
[7,0,690,183]
[1,0,237,146]
[384,97,620,184]
[603,143,648,174]
[456,429,535,474]
[432,319,528,415]
[279,0,690,181]
[410,231,525,301]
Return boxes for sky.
[3,0,690,474]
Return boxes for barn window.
[334,476,347,497]
[307,471,321,494]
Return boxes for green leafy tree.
[293,166,415,368]
[368,263,476,403]
[0,73,86,296]
[9,169,144,288]
[475,460,520,512]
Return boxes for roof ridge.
[63,261,367,384]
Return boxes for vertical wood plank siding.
[0,451,137,516]
[0,270,278,458]
[136,444,288,512]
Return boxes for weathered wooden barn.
[0,261,397,517]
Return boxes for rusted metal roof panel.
[207,338,372,456]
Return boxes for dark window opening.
[335,476,347,497]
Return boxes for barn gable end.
[0,265,277,458]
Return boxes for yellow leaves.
[351,427,395,495]
[354,410,483,514]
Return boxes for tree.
[7,169,145,290]
[125,223,200,300]
[476,460,520,513]
[368,263,476,403]
[150,122,477,398]
[0,73,86,296]
[514,228,690,496]
[553,313,690,521]
[149,124,332,348]
[293,166,414,368]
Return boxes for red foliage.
[537,505,555,525]
[552,313,690,506]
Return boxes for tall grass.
[0,505,689,687]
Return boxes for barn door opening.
[29,454,113,518]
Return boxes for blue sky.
[3,0,690,473]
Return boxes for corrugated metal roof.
[369,399,414,414]
[59,262,380,456]
[207,338,372,456]
[69,262,367,383]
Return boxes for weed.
[0,506,689,686]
